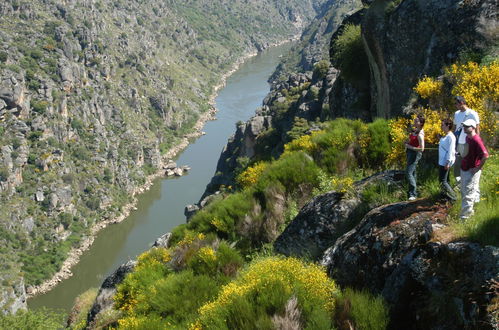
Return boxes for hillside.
[0,0,328,313]
[1,0,498,328]
[72,0,497,328]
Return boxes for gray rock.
[184,204,199,221]
[87,260,137,326]
[22,217,35,233]
[153,233,172,248]
[35,191,45,202]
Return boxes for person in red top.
[405,115,425,200]
[460,118,489,219]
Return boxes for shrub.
[313,60,330,80]
[114,248,171,314]
[446,61,499,143]
[332,24,369,84]
[30,99,49,114]
[362,119,391,167]
[236,161,269,188]
[256,151,321,194]
[193,256,337,329]
[0,51,7,63]
[126,270,220,327]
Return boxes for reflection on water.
[28,43,292,312]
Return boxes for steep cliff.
[0,0,328,314]
[361,0,497,118]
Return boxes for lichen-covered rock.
[383,242,499,329]
[274,170,404,259]
[321,198,498,329]
[321,200,440,290]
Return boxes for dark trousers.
[406,150,422,198]
[439,165,457,201]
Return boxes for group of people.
[404,96,489,220]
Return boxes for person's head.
[414,115,425,129]
[455,95,467,111]
[441,118,453,132]
[462,118,476,134]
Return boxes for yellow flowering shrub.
[387,117,411,165]
[446,61,499,141]
[414,76,444,99]
[236,161,268,188]
[283,130,323,155]
[114,247,171,314]
[210,217,231,234]
[192,256,337,329]
[331,176,355,193]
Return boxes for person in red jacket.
[405,115,425,200]
[460,118,489,219]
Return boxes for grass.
[335,288,389,330]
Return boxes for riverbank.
[26,39,295,299]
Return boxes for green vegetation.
[335,288,390,330]
[331,24,370,86]
[0,308,65,329]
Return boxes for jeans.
[406,150,422,198]
[439,165,457,201]
[460,168,481,218]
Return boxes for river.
[28,43,292,312]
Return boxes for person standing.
[460,118,488,219]
[438,119,457,201]
[405,115,425,200]
[453,96,480,183]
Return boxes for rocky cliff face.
[0,0,327,314]
[361,0,497,118]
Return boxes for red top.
[408,134,420,148]
[461,135,489,171]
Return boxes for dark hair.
[442,118,453,130]
[417,114,425,128]
[455,95,466,105]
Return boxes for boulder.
[320,197,498,329]
[274,170,404,259]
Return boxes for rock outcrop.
[321,198,498,329]
[274,170,404,259]
[86,260,136,327]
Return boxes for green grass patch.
[335,288,389,330]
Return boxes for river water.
[28,43,291,312]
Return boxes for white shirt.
[454,108,479,144]
[438,131,456,167]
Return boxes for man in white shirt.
[453,96,480,183]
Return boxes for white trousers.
[460,168,481,218]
